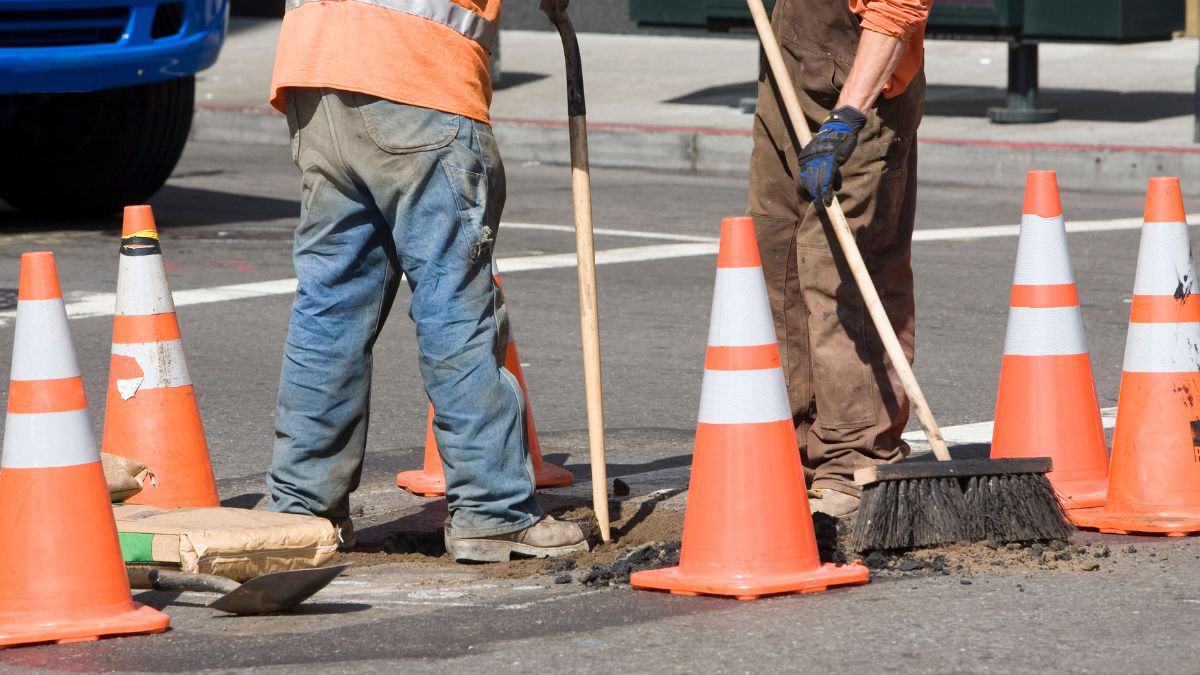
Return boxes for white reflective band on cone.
[1133,222,1195,296]
[115,255,177,317]
[707,267,777,347]
[2,408,98,469]
[111,340,193,390]
[1013,214,1075,286]
[285,0,497,48]
[10,299,82,381]
[1003,306,1088,356]
[697,368,791,425]
[1123,322,1200,373]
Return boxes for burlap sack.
[101,452,153,502]
[114,504,338,581]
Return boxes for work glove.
[795,105,867,208]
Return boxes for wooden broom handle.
[746,0,951,462]
[545,7,612,540]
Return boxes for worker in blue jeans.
[267,88,589,562]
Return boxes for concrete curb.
[193,104,1200,192]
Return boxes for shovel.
[127,563,351,615]
[540,0,611,543]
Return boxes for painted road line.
[902,406,1118,450]
[0,214,1193,328]
[504,221,718,243]
[0,243,719,326]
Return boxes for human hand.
[795,106,866,207]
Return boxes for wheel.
[0,75,194,218]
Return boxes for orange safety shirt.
[269,0,499,123]
[849,0,930,98]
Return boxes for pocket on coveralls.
[355,95,459,154]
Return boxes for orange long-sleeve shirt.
[850,0,931,97]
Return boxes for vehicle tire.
[0,75,194,218]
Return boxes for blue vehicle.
[0,0,228,216]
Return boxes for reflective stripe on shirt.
[285,0,497,48]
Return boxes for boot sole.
[445,533,590,563]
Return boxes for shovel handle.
[544,6,612,542]
[745,0,951,462]
[127,568,240,594]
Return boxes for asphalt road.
[0,140,1196,672]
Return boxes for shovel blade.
[208,564,350,615]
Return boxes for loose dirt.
[332,495,1175,587]
[332,496,687,586]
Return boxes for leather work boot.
[332,518,356,552]
[809,489,860,517]
[444,515,590,563]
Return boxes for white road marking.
[0,214,1193,328]
[903,406,1117,450]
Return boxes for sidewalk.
[195,19,1200,192]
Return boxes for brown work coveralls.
[748,0,925,496]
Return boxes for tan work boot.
[809,489,859,517]
[444,515,590,563]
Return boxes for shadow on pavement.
[0,185,298,233]
[665,80,1193,123]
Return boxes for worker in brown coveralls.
[749,0,930,516]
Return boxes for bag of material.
[114,504,338,582]
[101,452,153,502]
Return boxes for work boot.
[809,489,859,517]
[444,515,590,563]
[332,518,356,551]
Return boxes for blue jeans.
[268,88,542,537]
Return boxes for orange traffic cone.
[396,275,572,496]
[101,205,219,507]
[991,170,1108,511]
[1073,177,1200,535]
[630,217,869,599]
[0,252,169,648]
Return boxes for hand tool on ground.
[127,564,351,615]
[541,0,611,543]
[746,0,1070,550]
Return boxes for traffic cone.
[0,252,169,648]
[101,205,219,507]
[396,274,572,496]
[630,217,869,599]
[1073,177,1200,535]
[990,170,1109,512]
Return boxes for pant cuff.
[450,513,539,539]
[811,478,860,498]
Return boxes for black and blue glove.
[795,106,867,208]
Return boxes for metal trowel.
[127,564,351,615]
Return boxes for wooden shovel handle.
[544,7,612,541]
[745,0,951,461]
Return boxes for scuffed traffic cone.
[991,170,1109,511]
[0,252,169,648]
[630,217,869,599]
[1073,177,1200,535]
[101,206,219,507]
[396,275,572,496]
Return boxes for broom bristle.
[851,471,1072,552]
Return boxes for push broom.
[745,0,1072,551]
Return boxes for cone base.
[0,602,168,648]
[397,460,573,497]
[533,461,574,488]
[1071,508,1200,536]
[395,470,446,497]
[630,562,869,600]
[1055,477,1109,512]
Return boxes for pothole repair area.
[330,492,1181,590]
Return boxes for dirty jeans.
[747,0,925,496]
[268,87,542,537]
